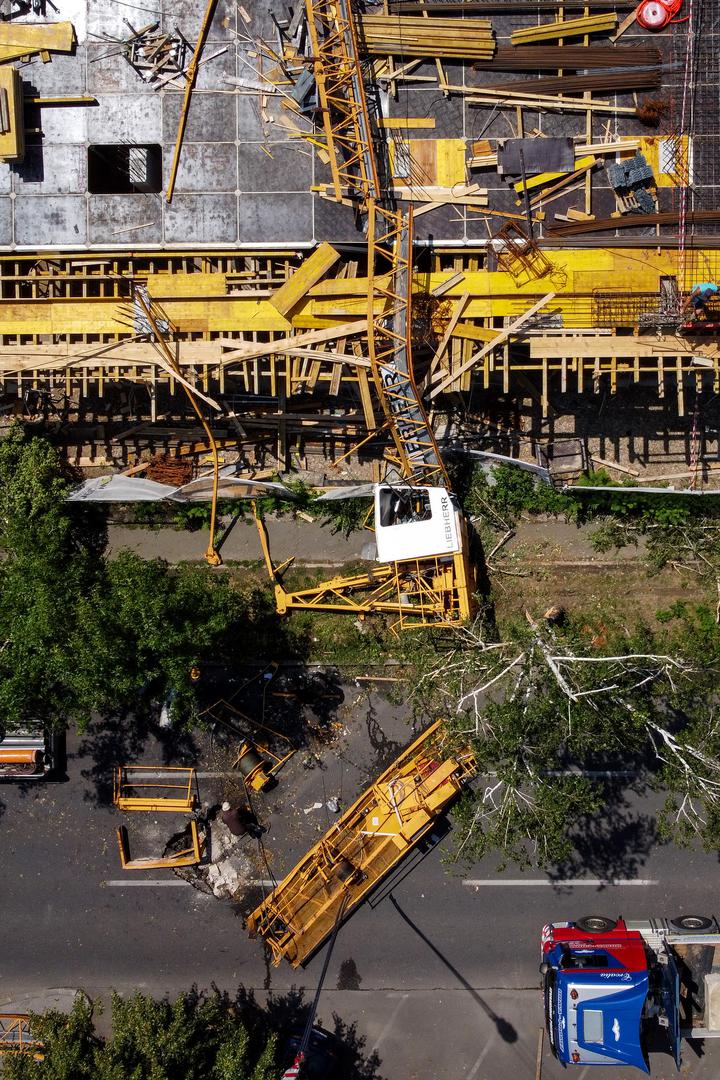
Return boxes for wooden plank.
[218,321,367,362]
[429,293,556,399]
[452,320,499,342]
[609,9,637,41]
[428,293,470,380]
[431,271,465,298]
[269,242,342,316]
[377,116,436,129]
[511,13,617,43]
[356,364,378,430]
[528,335,709,359]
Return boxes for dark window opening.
[378,488,431,528]
[88,144,162,195]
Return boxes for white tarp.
[315,484,375,501]
[67,470,296,503]
[67,476,177,502]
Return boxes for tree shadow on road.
[388,894,518,1044]
[78,710,154,805]
[234,985,384,1079]
[548,777,659,885]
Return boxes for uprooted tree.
[411,605,720,869]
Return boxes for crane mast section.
[367,201,450,488]
[304,0,379,205]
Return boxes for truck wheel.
[669,915,713,931]
[575,916,617,933]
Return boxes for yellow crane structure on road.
[246,720,476,966]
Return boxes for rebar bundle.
[474,44,661,71]
[482,69,663,96]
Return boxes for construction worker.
[685,281,719,320]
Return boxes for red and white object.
[637,0,684,30]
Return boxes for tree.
[0,426,304,734]
[0,992,276,1080]
[411,608,720,869]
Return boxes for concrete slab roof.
[0,2,710,251]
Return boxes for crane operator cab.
[374,485,463,564]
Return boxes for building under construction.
[1,0,718,560]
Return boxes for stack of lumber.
[473,44,660,70]
[510,13,618,43]
[356,15,495,59]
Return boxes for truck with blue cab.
[541,914,720,1072]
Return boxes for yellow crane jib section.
[253,503,475,631]
[245,720,476,967]
[113,765,198,813]
[304,0,379,204]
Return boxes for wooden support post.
[676,355,684,417]
[166,0,219,203]
[429,293,556,399]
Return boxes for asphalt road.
[2,699,720,1080]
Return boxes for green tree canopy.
[0,426,299,733]
[0,993,276,1080]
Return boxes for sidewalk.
[106,516,373,565]
[106,515,643,567]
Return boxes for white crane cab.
[374,485,463,564]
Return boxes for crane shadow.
[388,894,518,1044]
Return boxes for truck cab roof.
[547,967,650,1072]
[543,921,651,1071]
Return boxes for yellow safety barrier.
[115,820,204,870]
[246,720,476,966]
[113,765,198,813]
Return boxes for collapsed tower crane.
[255,204,477,630]
[254,0,477,629]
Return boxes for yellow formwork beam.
[1,248,715,340]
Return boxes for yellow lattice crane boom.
[246,720,476,966]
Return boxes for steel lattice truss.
[0,1015,42,1059]
[304,0,379,204]
[366,200,449,488]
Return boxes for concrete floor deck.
[0,2,707,249]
